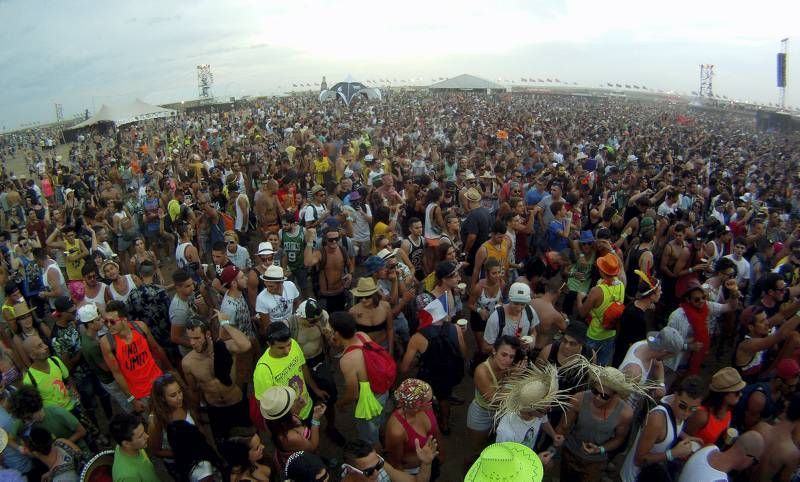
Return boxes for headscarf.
[393,378,432,410]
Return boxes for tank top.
[109,275,135,303]
[564,390,625,462]
[84,283,108,309]
[587,280,625,341]
[620,403,682,482]
[42,262,67,309]
[112,324,163,398]
[735,335,766,382]
[476,281,503,313]
[424,203,441,240]
[64,238,84,281]
[280,228,305,271]
[625,245,650,298]
[482,238,510,272]
[474,360,498,410]
[408,236,425,274]
[547,340,593,393]
[619,340,653,381]
[235,193,248,232]
[175,242,191,268]
[677,446,726,482]
[694,406,732,445]
[392,409,438,452]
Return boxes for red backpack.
[344,334,397,395]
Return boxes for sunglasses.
[104,316,121,327]
[591,387,612,401]
[690,296,706,303]
[326,237,340,243]
[343,456,385,478]
[677,400,699,413]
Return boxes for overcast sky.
[1,0,799,131]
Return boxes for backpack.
[344,334,396,395]
[418,324,464,387]
[495,304,536,338]
[105,320,146,356]
[25,356,70,388]
[220,211,236,232]
[299,204,318,228]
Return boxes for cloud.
[2,0,800,129]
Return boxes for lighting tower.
[197,64,214,101]
[55,103,63,122]
[779,38,788,109]
[699,64,714,98]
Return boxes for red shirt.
[113,322,163,398]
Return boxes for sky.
[1,0,799,131]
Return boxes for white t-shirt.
[302,203,328,226]
[665,302,725,371]
[255,281,300,325]
[495,412,545,449]
[483,305,540,346]
[677,446,727,482]
[724,254,751,287]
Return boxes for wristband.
[599,446,606,456]
[127,395,136,403]
[666,449,673,462]
[688,267,694,273]
[311,419,321,427]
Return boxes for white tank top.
[43,262,67,309]
[424,202,441,240]
[477,282,503,313]
[677,446,727,482]
[175,242,191,268]
[619,340,653,381]
[620,403,682,482]
[84,283,108,310]
[109,275,134,303]
[235,193,248,232]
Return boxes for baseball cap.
[296,298,323,320]
[777,358,800,380]
[646,327,684,353]
[53,296,75,313]
[508,282,532,304]
[219,265,240,286]
[77,303,100,324]
[364,256,387,275]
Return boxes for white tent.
[429,74,507,92]
[69,99,177,129]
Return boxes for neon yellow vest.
[587,280,625,341]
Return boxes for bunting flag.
[607,82,613,87]
[676,115,694,126]
[546,78,552,82]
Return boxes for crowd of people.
[0,90,798,481]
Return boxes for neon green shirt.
[253,339,312,420]
[112,446,160,482]
[22,357,75,411]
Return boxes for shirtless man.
[659,223,705,307]
[304,227,353,313]
[531,275,568,357]
[751,393,800,482]
[253,179,283,235]
[182,317,253,441]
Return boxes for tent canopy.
[429,74,506,91]
[319,76,381,106]
[69,99,177,129]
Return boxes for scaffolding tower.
[197,64,214,101]
[699,64,714,98]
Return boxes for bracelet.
[311,419,321,427]
[688,267,694,273]
[127,395,136,403]
[599,446,606,456]
[666,449,673,462]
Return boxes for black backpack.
[495,304,535,337]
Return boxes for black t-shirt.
[612,304,648,368]
[461,207,492,270]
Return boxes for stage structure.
[197,64,214,102]
[778,38,788,109]
[699,64,714,98]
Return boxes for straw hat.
[491,364,571,426]
[464,170,477,181]
[350,277,379,297]
[564,355,656,399]
[259,386,297,420]
[465,442,543,482]
[710,367,746,393]
[465,187,482,202]
[13,305,35,319]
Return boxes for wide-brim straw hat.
[465,442,543,482]
[350,277,379,297]
[564,355,657,399]
[491,364,571,427]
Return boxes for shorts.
[469,310,487,333]
[207,397,252,440]
[306,353,338,405]
[466,400,494,432]
[355,391,389,446]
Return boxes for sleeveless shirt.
[113,324,163,398]
[564,390,626,462]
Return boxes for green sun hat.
[465,442,544,482]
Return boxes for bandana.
[393,379,431,410]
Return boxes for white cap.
[508,282,532,304]
[77,303,100,323]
